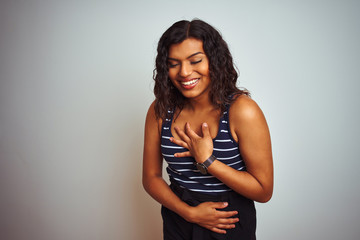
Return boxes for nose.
[179,62,192,78]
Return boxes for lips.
[179,78,200,89]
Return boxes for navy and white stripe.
[161,106,246,195]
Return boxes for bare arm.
[142,101,190,216]
[171,96,273,203]
[142,101,239,234]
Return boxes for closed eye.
[168,62,179,68]
[191,59,202,65]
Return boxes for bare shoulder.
[146,100,157,120]
[145,100,162,135]
[229,95,265,121]
[143,100,164,177]
[228,95,269,142]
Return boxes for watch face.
[196,163,207,175]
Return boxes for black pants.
[162,183,256,240]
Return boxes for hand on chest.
[170,110,220,140]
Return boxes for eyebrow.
[168,52,204,61]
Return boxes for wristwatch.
[195,155,216,175]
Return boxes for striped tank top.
[161,105,246,194]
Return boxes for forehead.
[168,38,204,59]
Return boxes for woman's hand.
[186,201,239,234]
[170,122,213,163]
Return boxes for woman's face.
[167,38,211,100]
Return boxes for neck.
[185,93,215,113]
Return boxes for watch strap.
[203,155,216,168]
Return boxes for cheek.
[199,64,210,76]
[197,59,210,76]
[168,69,177,80]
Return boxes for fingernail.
[223,202,228,206]
[169,137,173,142]
[203,122,208,127]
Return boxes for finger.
[216,210,239,219]
[215,223,236,229]
[217,217,239,224]
[211,202,229,209]
[185,122,200,138]
[207,227,226,234]
[170,137,188,149]
[174,151,192,158]
[202,122,211,138]
[174,126,191,142]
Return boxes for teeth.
[182,79,199,86]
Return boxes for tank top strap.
[163,110,174,127]
[221,102,237,144]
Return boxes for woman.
[143,19,273,240]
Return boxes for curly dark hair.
[153,19,248,120]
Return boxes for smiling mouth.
[180,78,200,86]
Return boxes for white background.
[1,0,359,239]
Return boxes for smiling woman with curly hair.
[153,19,248,121]
[143,19,273,240]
